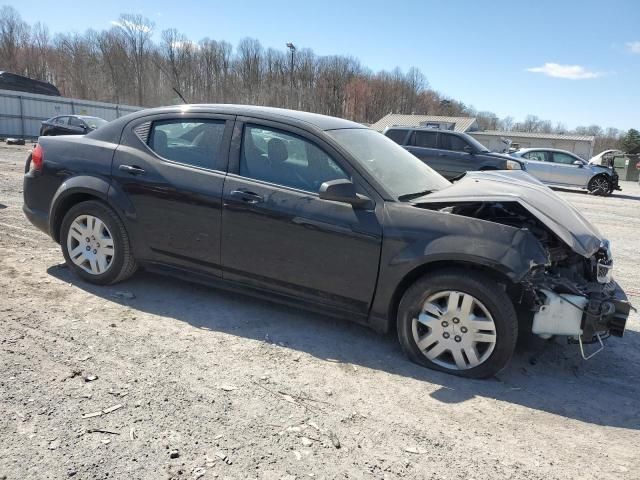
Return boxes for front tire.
[397,269,518,379]
[587,174,612,196]
[60,200,137,285]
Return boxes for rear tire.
[587,174,612,196]
[397,269,518,379]
[60,200,137,285]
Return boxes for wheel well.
[386,260,519,334]
[51,193,103,243]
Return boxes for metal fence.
[0,89,142,139]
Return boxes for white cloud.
[526,63,603,80]
[170,40,200,51]
[626,41,640,54]
[110,19,152,34]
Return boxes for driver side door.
[549,151,591,187]
[221,118,382,316]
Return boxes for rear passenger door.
[520,150,554,183]
[405,130,448,176]
[54,116,72,135]
[111,114,234,276]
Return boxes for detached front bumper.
[531,281,631,344]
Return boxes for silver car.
[511,148,620,196]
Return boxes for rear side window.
[523,151,547,162]
[440,134,469,152]
[412,131,438,148]
[385,129,409,145]
[148,119,226,169]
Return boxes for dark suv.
[384,127,524,179]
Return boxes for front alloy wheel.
[588,175,612,196]
[397,269,518,378]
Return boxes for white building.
[371,113,596,159]
[469,131,596,160]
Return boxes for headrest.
[267,138,288,164]
[152,129,168,150]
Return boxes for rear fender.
[49,175,129,243]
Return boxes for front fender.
[368,203,549,332]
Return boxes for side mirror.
[319,179,373,209]
[572,160,584,167]
[463,145,474,154]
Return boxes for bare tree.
[113,14,154,105]
[0,6,28,73]
[0,6,630,152]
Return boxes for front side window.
[440,134,469,152]
[523,151,547,162]
[148,119,226,169]
[240,125,349,192]
[56,116,69,126]
[385,129,409,145]
[552,152,580,165]
[412,131,438,148]
[69,116,84,128]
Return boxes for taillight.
[30,144,43,172]
[636,161,640,170]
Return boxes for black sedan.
[22,105,630,378]
[40,115,108,136]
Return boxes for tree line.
[1,6,636,153]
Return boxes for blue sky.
[12,0,640,130]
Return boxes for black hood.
[415,170,603,258]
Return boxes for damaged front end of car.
[415,171,632,359]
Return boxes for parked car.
[511,148,620,196]
[22,105,630,379]
[383,127,524,179]
[40,115,108,136]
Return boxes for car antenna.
[172,87,188,105]
[152,58,189,104]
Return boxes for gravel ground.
[1,143,639,480]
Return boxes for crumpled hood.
[415,170,603,258]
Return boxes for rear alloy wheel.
[587,175,612,196]
[60,200,137,285]
[397,269,517,378]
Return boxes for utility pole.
[286,42,296,109]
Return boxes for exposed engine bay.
[419,200,631,356]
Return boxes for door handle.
[229,190,263,204]
[119,164,146,175]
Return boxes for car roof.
[117,104,365,131]
[516,147,578,154]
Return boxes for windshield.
[327,128,450,199]
[466,134,490,152]
[81,117,108,129]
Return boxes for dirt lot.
[1,143,639,480]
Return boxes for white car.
[511,148,620,196]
